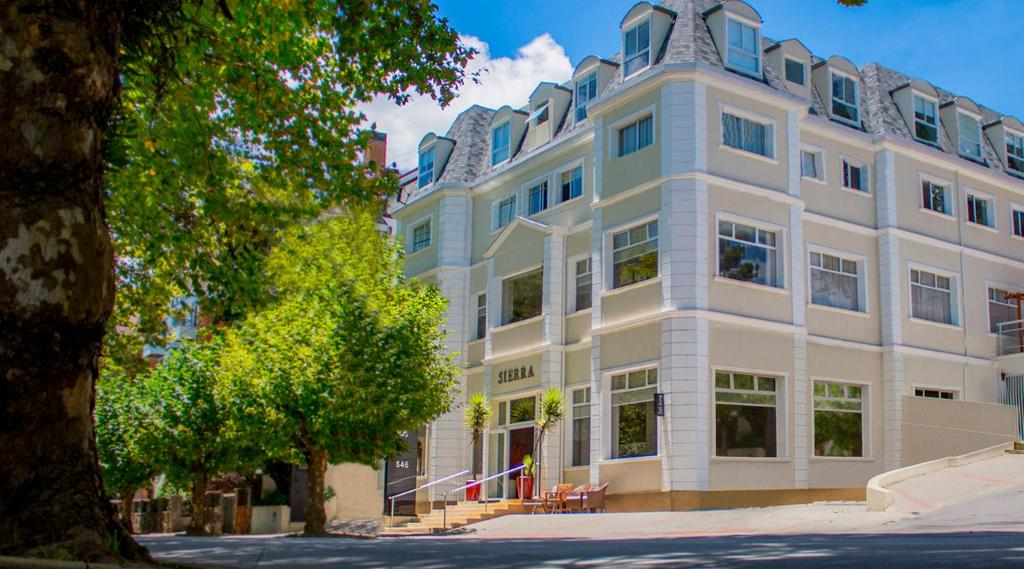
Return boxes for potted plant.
[463,393,492,501]
[531,388,565,495]
[517,454,535,500]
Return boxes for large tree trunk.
[187,473,208,535]
[0,0,146,562]
[119,488,135,534]
[303,449,328,536]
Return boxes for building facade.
[391,0,1023,506]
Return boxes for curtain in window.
[912,283,952,324]
[811,266,858,311]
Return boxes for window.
[813,381,864,458]
[494,194,516,230]
[914,387,957,400]
[785,58,805,85]
[1013,208,1024,237]
[617,115,653,157]
[410,220,431,253]
[574,257,593,312]
[911,268,954,325]
[831,72,859,125]
[718,219,780,288]
[1007,132,1024,173]
[715,371,778,458]
[726,18,760,75]
[502,268,543,325]
[476,294,487,340]
[611,368,657,459]
[623,20,650,77]
[571,388,591,467]
[560,166,583,202]
[508,396,536,424]
[988,288,1019,333]
[810,251,860,312]
[913,95,938,144]
[722,112,774,158]
[491,121,511,165]
[958,113,982,159]
[801,149,822,181]
[527,181,548,215]
[417,147,435,189]
[841,159,868,192]
[612,220,658,288]
[575,72,598,122]
[529,103,549,125]
[921,179,950,215]
[966,193,992,227]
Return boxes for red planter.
[517,476,534,500]
[465,479,481,501]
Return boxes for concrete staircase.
[382,500,527,535]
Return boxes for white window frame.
[556,160,585,206]
[719,103,777,162]
[475,292,487,340]
[829,70,860,127]
[491,192,517,233]
[811,378,870,460]
[603,364,660,461]
[714,212,787,291]
[622,17,651,78]
[784,56,806,86]
[912,385,960,400]
[491,120,512,166]
[575,70,598,123]
[725,15,761,77]
[500,264,544,327]
[712,367,787,460]
[965,188,996,231]
[525,177,549,216]
[985,282,1022,335]
[569,253,593,313]
[800,144,826,184]
[608,105,656,159]
[615,114,655,158]
[569,386,592,467]
[912,93,940,145]
[806,245,869,315]
[417,145,435,189]
[406,214,432,255]
[606,215,659,291]
[1006,129,1024,174]
[919,173,955,219]
[957,110,983,160]
[839,155,869,194]
[907,262,961,328]
[1011,202,1024,240]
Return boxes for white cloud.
[361,33,573,172]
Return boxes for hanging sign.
[654,393,665,417]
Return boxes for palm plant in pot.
[531,388,565,496]
[463,393,492,501]
[517,454,535,500]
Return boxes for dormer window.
[913,95,938,144]
[726,18,760,75]
[623,19,650,77]
[491,121,511,165]
[417,146,435,189]
[529,103,549,125]
[957,112,982,159]
[784,57,805,85]
[831,72,859,126]
[575,72,598,122]
[1006,131,1024,173]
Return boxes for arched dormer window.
[704,1,764,79]
[620,2,675,79]
[941,96,983,161]
[416,133,454,189]
[812,56,861,127]
[891,79,940,146]
[983,116,1024,176]
[572,56,619,123]
[489,106,527,167]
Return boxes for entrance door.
[487,431,506,499]
[508,426,535,498]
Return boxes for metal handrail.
[441,464,526,530]
[388,468,470,526]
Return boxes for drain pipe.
[955,169,969,397]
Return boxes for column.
[875,149,904,470]
[787,109,809,488]
[540,229,566,489]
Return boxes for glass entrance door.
[487,431,506,499]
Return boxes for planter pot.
[517,476,534,500]
[465,479,481,502]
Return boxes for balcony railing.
[996,319,1024,356]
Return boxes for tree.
[464,393,493,478]
[1,0,471,559]
[221,211,459,535]
[532,389,565,490]
[95,373,157,534]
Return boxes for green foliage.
[521,455,535,478]
[95,372,157,495]
[323,486,336,504]
[464,393,492,440]
[532,389,565,480]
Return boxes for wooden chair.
[564,483,591,512]
[581,482,609,513]
[541,483,575,513]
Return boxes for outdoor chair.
[564,483,592,512]
[541,483,575,513]
[581,482,609,513]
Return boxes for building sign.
[654,393,665,417]
[497,365,535,384]
[383,429,419,516]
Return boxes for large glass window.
[623,20,650,77]
[495,195,516,230]
[612,220,658,288]
[913,95,939,144]
[417,147,435,189]
[726,18,760,75]
[810,251,860,312]
[618,116,653,157]
[611,368,657,459]
[722,112,774,158]
[958,113,982,159]
[502,269,543,325]
[921,180,950,215]
[527,181,548,215]
[715,371,778,458]
[491,121,511,165]
[831,73,859,125]
[476,294,487,340]
[911,268,954,325]
[967,193,992,227]
[842,159,868,192]
[1007,132,1024,173]
[410,220,431,253]
[571,388,591,467]
[813,381,864,458]
[575,72,597,122]
[718,220,780,288]
[989,288,1019,333]
[575,257,593,311]
[561,166,583,202]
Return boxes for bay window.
[611,368,657,459]
[502,268,543,325]
[612,220,658,288]
[813,381,864,458]
[718,219,780,288]
[715,371,778,458]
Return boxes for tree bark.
[119,488,135,534]
[0,0,146,562]
[187,474,208,535]
[303,449,328,536]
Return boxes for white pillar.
[540,230,566,490]
[875,149,904,470]
[787,109,809,488]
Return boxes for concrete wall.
[901,395,1018,465]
